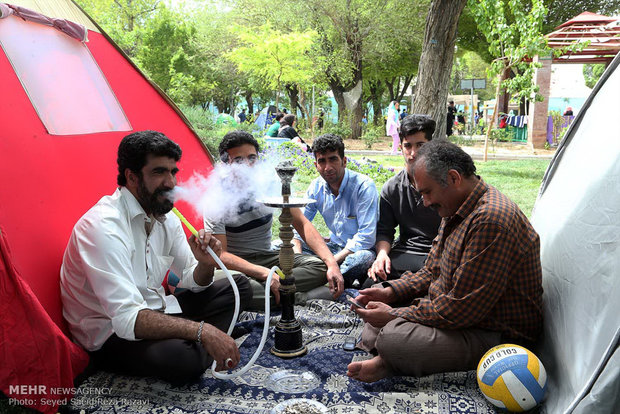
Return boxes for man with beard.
[60,131,252,384]
[347,139,543,382]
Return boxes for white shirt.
[60,187,207,351]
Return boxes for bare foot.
[346,356,390,383]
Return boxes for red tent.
[0,1,214,411]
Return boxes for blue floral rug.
[69,299,498,413]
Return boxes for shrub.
[361,123,383,149]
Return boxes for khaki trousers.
[359,317,502,377]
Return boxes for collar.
[453,177,487,219]
[120,186,167,224]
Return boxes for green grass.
[273,156,550,239]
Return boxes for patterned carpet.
[69,299,498,414]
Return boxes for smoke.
[172,159,284,223]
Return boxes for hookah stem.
[172,206,274,379]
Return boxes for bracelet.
[196,321,205,344]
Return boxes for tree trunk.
[484,73,503,161]
[367,80,384,126]
[497,66,511,119]
[412,0,467,139]
[329,78,346,121]
[298,87,312,135]
[244,91,254,115]
[398,75,413,102]
[285,84,299,117]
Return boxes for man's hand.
[260,267,281,304]
[352,301,397,328]
[200,323,240,371]
[189,230,222,266]
[368,250,391,282]
[356,286,396,305]
[326,264,344,298]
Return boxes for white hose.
[204,245,276,379]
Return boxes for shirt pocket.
[147,255,174,289]
[343,215,358,236]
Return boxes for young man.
[204,130,344,309]
[347,139,543,382]
[60,131,252,384]
[366,115,441,288]
[294,134,378,288]
[266,112,284,137]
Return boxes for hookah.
[170,160,314,378]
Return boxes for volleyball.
[477,344,547,411]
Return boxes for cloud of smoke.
[173,159,284,224]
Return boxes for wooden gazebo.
[528,12,619,148]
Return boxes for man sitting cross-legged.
[365,114,441,288]
[203,130,344,310]
[347,139,544,382]
[61,130,252,385]
[293,134,378,288]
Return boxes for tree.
[543,0,620,32]
[74,0,161,57]
[469,0,553,160]
[412,0,468,140]
[583,63,606,89]
[227,24,317,111]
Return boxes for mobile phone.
[344,291,366,309]
[343,336,357,351]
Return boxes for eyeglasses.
[231,154,258,164]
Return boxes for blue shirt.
[302,169,378,252]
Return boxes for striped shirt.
[388,179,543,342]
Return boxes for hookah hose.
[172,207,277,379]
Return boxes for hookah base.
[270,345,308,359]
[271,320,308,358]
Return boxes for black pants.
[362,251,428,289]
[91,274,252,384]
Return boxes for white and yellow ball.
[477,344,547,411]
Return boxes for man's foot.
[346,355,390,383]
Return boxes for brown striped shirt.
[387,179,543,342]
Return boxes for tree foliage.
[227,25,317,109]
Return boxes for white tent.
[531,52,620,412]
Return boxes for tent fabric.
[1,2,87,41]
[0,227,90,413]
[531,52,620,413]
[0,1,213,333]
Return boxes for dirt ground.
[309,135,556,157]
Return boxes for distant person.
[295,134,378,288]
[366,115,441,288]
[60,130,252,384]
[278,114,309,151]
[265,105,278,127]
[347,139,544,383]
[563,107,574,116]
[317,109,325,130]
[204,131,344,309]
[456,110,466,133]
[399,108,408,120]
[266,113,284,137]
[386,101,400,155]
[238,108,247,123]
[446,100,456,136]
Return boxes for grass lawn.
[275,155,550,239]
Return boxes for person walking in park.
[386,101,401,155]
